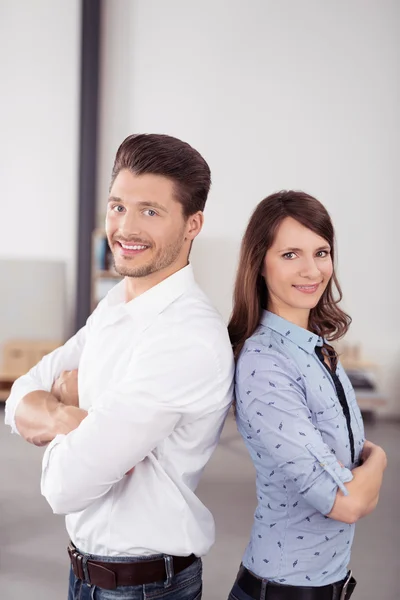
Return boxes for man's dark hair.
[111,134,211,217]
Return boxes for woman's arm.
[238,349,357,517]
[328,440,387,524]
[238,348,387,523]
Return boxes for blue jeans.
[68,553,202,600]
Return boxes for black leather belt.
[68,542,197,590]
[236,565,357,600]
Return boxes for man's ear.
[185,211,204,241]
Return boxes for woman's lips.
[292,284,320,294]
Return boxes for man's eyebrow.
[107,197,168,213]
[136,201,168,213]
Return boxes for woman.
[227,191,387,600]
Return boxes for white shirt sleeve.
[5,322,90,435]
[41,329,226,515]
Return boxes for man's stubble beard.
[112,235,187,279]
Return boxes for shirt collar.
[104,264,196,328]
[260,310,323,353]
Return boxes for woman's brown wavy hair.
[228,191,351,359]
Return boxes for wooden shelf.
[91,230,124,310]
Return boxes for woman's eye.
[283,252,296,259]
[317,250,330,258]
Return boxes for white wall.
[98,0,400,413]
[0,0,81,336]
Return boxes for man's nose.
[118,211,141,238]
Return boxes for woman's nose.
[299,258,321,279]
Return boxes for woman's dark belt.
[67,542,197,590]
[236,565,356,600]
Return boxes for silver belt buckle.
[339,570,352,600]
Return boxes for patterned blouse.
[235,310,365,586]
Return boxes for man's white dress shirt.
[5,265,234,557]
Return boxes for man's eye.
[112,205,125,213]
[144,209,157,217]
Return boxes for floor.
[0,406,398,599]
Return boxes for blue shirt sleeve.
[237,348,354,516]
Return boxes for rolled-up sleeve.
[41,330,226,515]
[237,350,353,516]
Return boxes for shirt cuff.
[304,443,354,515]
[4,397,19,435]
[4,384,35,435]
[42,434,66,472]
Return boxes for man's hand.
[16,389,88,447]
[26,403,88,447]
[52,369,79,407]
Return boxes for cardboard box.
[1,339,61,378]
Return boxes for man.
[5,134,234,600]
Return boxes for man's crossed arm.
[5,319,91,438]
[15,370,87,446]
[7,327,225,516]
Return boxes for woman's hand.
[361,440,387,469]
